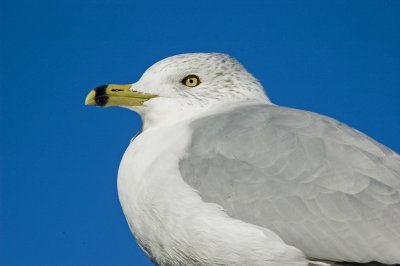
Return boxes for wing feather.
[179,104,400,264]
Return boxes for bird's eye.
[182,75,200,87]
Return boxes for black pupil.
[189,79,194,83]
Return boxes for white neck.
[131,98,272,131]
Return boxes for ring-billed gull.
[85,53,400,266]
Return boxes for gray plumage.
[106,53,400,265]
[180,104,400,264]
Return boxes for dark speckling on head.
[134,53,271,106]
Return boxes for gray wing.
[179,104,400,264]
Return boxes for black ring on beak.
[94,85,109,106]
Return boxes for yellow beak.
[85,84,158,107]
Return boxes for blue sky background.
[1,0,399,265]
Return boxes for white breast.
[117,121,309,266]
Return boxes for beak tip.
[85,90,96,106]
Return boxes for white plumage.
[94,53,400,265]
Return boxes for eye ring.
[182,75,200,87]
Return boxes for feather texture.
[179,104,400,264]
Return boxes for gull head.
[85,53,271,128]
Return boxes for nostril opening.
[111,89,124,92]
